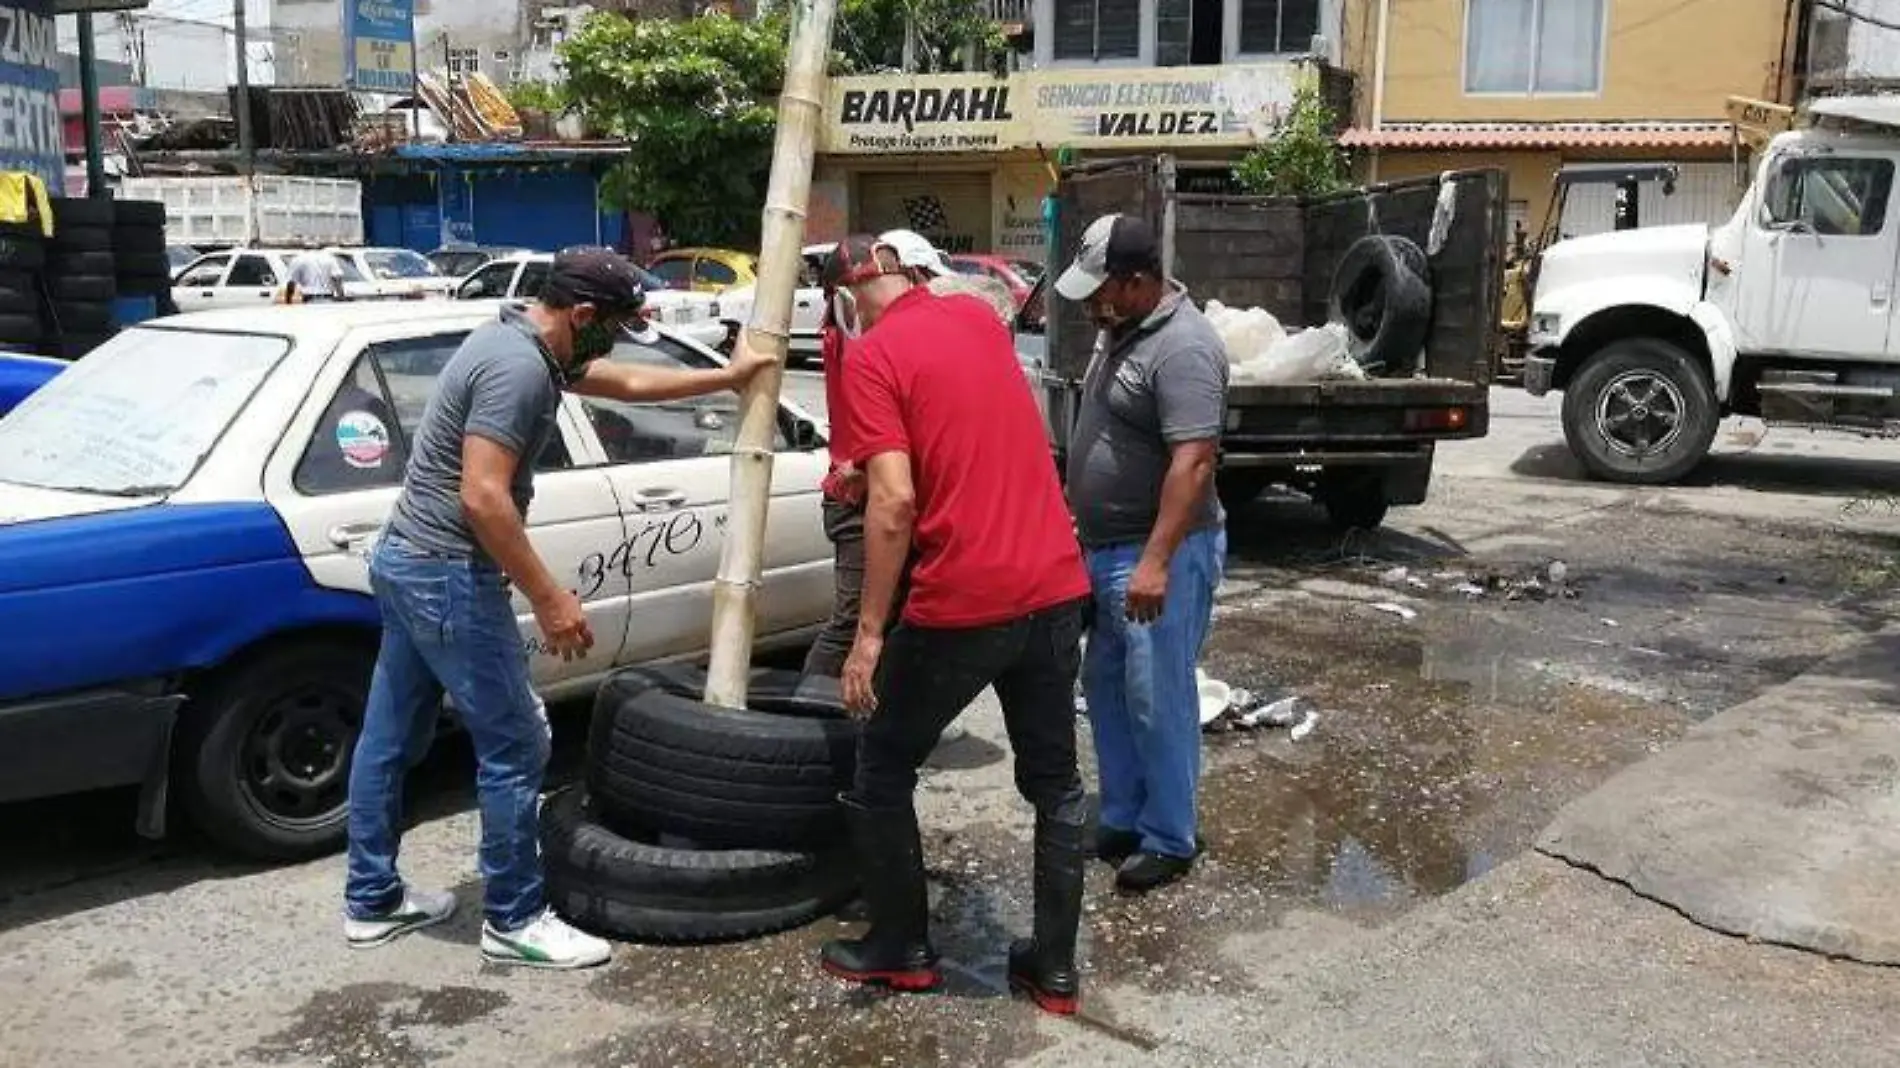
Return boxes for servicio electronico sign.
[343,0,416,94]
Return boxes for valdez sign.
[822,64,1301,155]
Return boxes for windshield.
[633,265,672,291]
[364,249,440,279]
[0,328,290,496]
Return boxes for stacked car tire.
[44,197,120,359]
[546,664,861,944]
[0,212,48,353]
[112,200,173,315]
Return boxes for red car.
[946,254,1043,310]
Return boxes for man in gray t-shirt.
[344,250,772,970]
[1057,214,1228,895]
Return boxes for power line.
[1815,0,1900,34]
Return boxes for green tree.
[1233,84,1350,199]
[763,0,1006,74]
[557,12,788,247]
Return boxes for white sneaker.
[481,908,612,969]
[344,886,457,948]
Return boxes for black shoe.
[1014,795,1087,1015]
[1115,851,1195,893]
[819,796,941,993]
[1094,826,1140,867]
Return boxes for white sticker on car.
[336,410,391,469]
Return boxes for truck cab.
[1524,97,1900,484]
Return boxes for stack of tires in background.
[0,196,171,361]
[43,197,120,359]
[544,664,862,944]
[111,200,172,322]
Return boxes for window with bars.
[1052,0,1140,61]
[1238,0,1320,55]
[1465,0,1605,95]
[447,47,482,76]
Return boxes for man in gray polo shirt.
[1057,214,1228,893]
[344,250,771,968]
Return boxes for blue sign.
[343,0,416,94]
[0,0,64,191]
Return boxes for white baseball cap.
[1055,213,1163,301]
[875,228,953,277]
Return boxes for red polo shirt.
[818,324,862,503]
[840,287,1089,628]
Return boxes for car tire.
[1561,337,1719,486]
[0,234,45,271]
[541,788,858,945]
[111,227,167,255]
[0,270,40,315]
[48,226,112,253]
[585,666,858,850]
[49,250,115,276]
[113,200,166,227]
[174,643,374,861]
[1316,470,1390,532]
[48,275,115,303]
[1330,235,1433,375]
[115,251,174,280]
[47,301,114,333]
[52,330,117,358]
[50,197,116,229]
[0,313,41,344]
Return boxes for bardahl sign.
[836,84,1015,153]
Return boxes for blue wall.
[364,166,625,253]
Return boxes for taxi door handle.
[631,487,687,512]
[328,521,382,547]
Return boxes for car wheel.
[1561,338,1718,486]
[542,787,857,945]
[176,644,373,860]
[585,666,857,850]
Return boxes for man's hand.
[1126,556,1170,624]
[841,633,883,719]
[532,588,595,661]
[724,335,777,387]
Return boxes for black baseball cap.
[821,230,952,290]
[1055,214,1163,300]
[544,249,646,315]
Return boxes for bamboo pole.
[704,0,839,710]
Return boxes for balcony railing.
[986,0,1031,28]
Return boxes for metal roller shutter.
[855,172,995,255]
[1559,161,1744,238]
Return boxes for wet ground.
[5,389,1900,1066]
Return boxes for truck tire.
[175,643,374,860]
[1561,338,1718,485]
[1317,470,1390,531]
[542,788,857,945]
[585,668,858,850]
[1215,469,1271,513]
[1330,235,1432,375]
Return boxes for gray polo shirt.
[386,304,562,561]
[1065,284,1229,548]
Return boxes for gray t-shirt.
[386,305,562,561]
[1065,285,1229,548]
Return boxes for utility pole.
[77,13,107,197]
[233,0,255,178]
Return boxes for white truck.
[118,176,365,249]
[1525,95,1900,484]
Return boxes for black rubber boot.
[1008,798,1087,1015]
[820,797,941,993]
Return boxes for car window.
[517,262,552,298]
[695,259,739,287]
[227,255,278,288]
[461,261,518,299]
[1764,157,1895,236]
[177,255,230,287]
[294,332,572,494]
[582,329,788,464]
[646,258,693,288]
[433,251,487,277]
[0,327,289,495]
[364,249,440,279]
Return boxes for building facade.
[273,0,534,88]
[813,0,1344,266]
[1340,0,1803,243]
[1807,0,1900,95]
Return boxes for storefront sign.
[344,0,416,94]
[821,64,1302,155]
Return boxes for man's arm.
[1139,344,1227,570]
[1138,438,1218,570]
[461,435,564,604]
[567,335,774,402]
[857,450,916,640]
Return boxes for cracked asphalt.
[4,387,1900,1067]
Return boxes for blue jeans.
[345,533,550,930]
[1082,525,1226,860]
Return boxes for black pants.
[804,497,913,679]
[852,598,1089,815]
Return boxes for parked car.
[428,244,533,279]
[0,352,63,418]
[166,245,204,273]
[0,300,833,860]
[708,243,831,362]
[453,253,729,349]
[947,254,1043,310]
[646,247,758,293]
[327,246,457,301]
[170,247,303,310]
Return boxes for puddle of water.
[248,982,510,1068]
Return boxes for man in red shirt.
[816,232,1093,1016]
